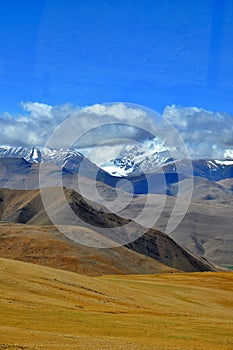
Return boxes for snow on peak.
[0,146,82,166]
[214,160,233,166]
[99,138,175,176]
[26,147,42,163]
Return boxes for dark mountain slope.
[0,187,216,272]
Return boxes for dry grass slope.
[0,258,232,350]
[0,222,177,275]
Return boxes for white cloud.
[68,103,158,149]
[0,102,233,160]
[21,101,53,119]
[85,103,156,129]
[0,102,80,147]
[0,102,157,149]
[163,105,233,159]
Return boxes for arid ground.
[0,258,232,350]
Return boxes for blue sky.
[0,0,233,115]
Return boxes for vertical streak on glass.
[207,0,225,87]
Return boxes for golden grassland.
[0,258,232,350]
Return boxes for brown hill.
[111,188,233,267]
[0,187,216,272]
[169,176,233,205]
[1,157,232,267]
[0,222,176,275]
[218,178,233,191]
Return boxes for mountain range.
[2,145,233,186]
[0,145,232,270]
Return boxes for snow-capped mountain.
[99,140,233,179]
[1,145,233,182]
[0,140,175,178]
[0,146,85,173]
[100,139,175,177]
[0,146,42,163]
[191,159,233,181]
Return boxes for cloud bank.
[163,105,233,159]
[0,102,80,147]
[0,102,156,148]
[0,101,233,160]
